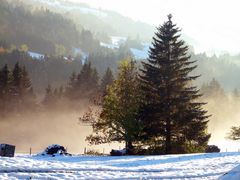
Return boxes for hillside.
[16,0,155,42]
[0,0,80,54]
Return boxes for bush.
[110,149,127,156]
[39,144,71,156]
[85,149,103,156]
[205,145,220,153]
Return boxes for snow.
[110,36,127,47]
[100,42,118,49]
[73,48,88,64]
[35,0,107,18]
[100,36,127,50]
[100,37,151,60]
[28,51,44,60]
[1,152,240,179]
[130,43,150,60]
[220,164,240,180]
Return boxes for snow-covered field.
[1,152,240,179]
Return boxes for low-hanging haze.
[70,0,240,55]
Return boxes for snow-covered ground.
[1,152,240,179]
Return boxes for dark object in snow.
[205,145,220,153]
[0,144,15,157]
[110,149,126,156]
[41,144,70,156]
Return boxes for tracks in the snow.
[0,169,225,179]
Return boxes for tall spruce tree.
[140,14,210,154]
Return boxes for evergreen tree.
[0,64,11,97]
[11,62,22,110]
[86,60,142,153]
[66,72,77,99]
[42,84,55,107]
[200,78,226,101]
[0,64,11,114]
[11,63,35,111]
[77,62,99,98]
[100,67,114,95]
[0,63,35,113]
[139,15,210,154]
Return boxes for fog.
[0,101,122,154]
[71,0,240,54]
[206,94,240,152]
[1,93,240,154]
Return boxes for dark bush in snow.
[205,145,220,153]
[110,149,126,156]
[40,144,70,156]
[110,147,148,156]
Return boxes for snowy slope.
[30,0,107,17]
[1,152,240,179]
[220,164,240,180]
[130,43,151,60]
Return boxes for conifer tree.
[12,62,22,95]
[43,84,55,107]
[100,67,114,95]
[0,64,11,97]
[66,72,77,99]
[77,62,99,98]
[21,66,35,109]
[11,62,22,110]
[0,64,11,114]
[139,15,210,154]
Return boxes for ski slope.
[1,152,240,179]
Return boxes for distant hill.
[16,0,155,42]
[0,0,80,54]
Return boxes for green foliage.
[125,36,143,50]
[86,59,143,150]
[227,126,240,140]
[80,29,100,53]
[19,44,29,52]
[55,44,67,56]
[100,67,114,95]
[66,62,99,100]
[0,50,83,93]
[0,63,35,115]
[0,0,79,54]
[85,149,103,156]
[139,15,210,154]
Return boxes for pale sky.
[69,0,240,55]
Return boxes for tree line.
[0,40,130,93]
[0,63,35,116]
[0,59,115,115]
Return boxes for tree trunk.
[125,141,133,155]
[165,118,171,154]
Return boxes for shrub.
[205,145,220,153]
